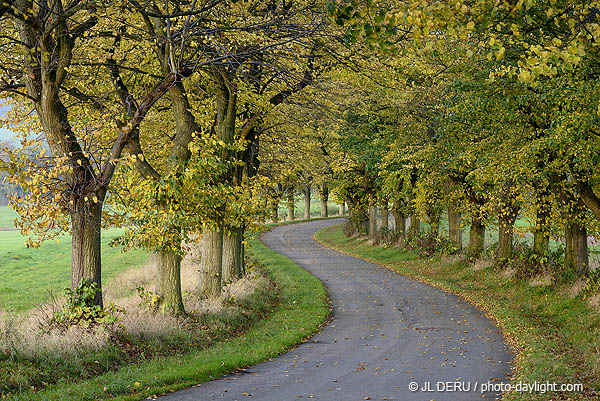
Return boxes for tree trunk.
[156,250,185,314]
[303,186,311,219]
[467,217,485,258]
[237,227,245,275]
[409,212,420,236]
[222,227,243,284]
[339,203,345,216]
[368,194,376,240]
[71,201,103,307]
[392,202,405,235]
[200,225,223,298]
[430,213,440,237]
[286,189,295,221]
[497,215,515,262]
[533,232,549,257]
[319,185,329,217]
[533,190,551,257]
[270,200,279,222]
[565,222,589,275]
[448,206,462,249]
[381,203,389,230]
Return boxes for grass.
[0,205,18,228]
[0,228,150,312]
[315,224,600,401]
[278,198,340,220]
[1,223,330,400]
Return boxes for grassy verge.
[2,224,329,401]
[315,224,600,401]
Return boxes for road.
[161,219,512,401]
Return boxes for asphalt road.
[161,219,512,401]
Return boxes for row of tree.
[3,0,600,318]
[0,0,342,315]
[319,0,600,277]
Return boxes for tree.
[0,1,185,306]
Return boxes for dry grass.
[441,254,464,265]
[501,265,517,278]
[470,257,492,271]
[566,279,587,298]
[0,309,110,364]
[588,293,600,309]
[529,273,553,287]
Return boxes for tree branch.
[579,181,600,221]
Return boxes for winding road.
[162,219,512,401]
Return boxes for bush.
[51,280,122,329]
[136,286,162,313]
[497,240,564,279]
[583,269,600,299]
[395,231,460,257]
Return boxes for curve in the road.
[161,219,513,401]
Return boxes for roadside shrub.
[583,269,600,299]
[136,286,162,313]
[51,280,122,329]
[499,241,564,279]
[342,220,357,236]
[397,232,460,257]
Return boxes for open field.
[0,205,18,228]
[0,212,150,312]
[277,198,340,219]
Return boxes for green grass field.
[277,198,340,219]
[0,205,18,228]
[0,206,150,312]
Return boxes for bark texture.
[286,190,295,221]
[565,223,589,275]
[392,202,406,235]
[70,201,103,307]
[319,185,329,217]
[381,203,389,230]
[467,218,486,258]
[409,213,420,236]
[533,189,551,257]
[200,227,223,298]
[222,227,243,283]
[157,250,185,314]
[368,195,376,240]
[303,186,311,219]
[448,206,462,248]
[497,216,515,262]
